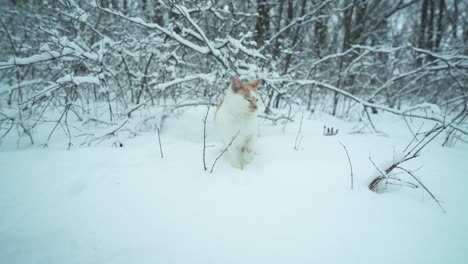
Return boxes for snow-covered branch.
[0,50,74,70]
[127,74,213,118]
[93,3,211,54]
[172,4,231,70]
[292,79,468,135]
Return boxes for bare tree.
[0,0,465,149]
[255,0,270,47]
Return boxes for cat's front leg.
[243,151,254,164]
[242,137,256,164]
[227,147,244,169]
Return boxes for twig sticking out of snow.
[396,166,446,214]
[368,157,421,191]
[157,126,163,159]
[368,126,442,193]
[210,130,240,173]
[368,156,390,192]
[369,103,467,193]
[368,119,457,213]
[294,112,304,151]
[44,104,71,148]
[83,119,129,146]
[323,126,339,136]
[202,98,211,171]
[403,122,425,152]
[339,141,353,190]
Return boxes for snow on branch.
[351,44,404,54]
[0,79,46,96]
[0,41,101,70]
[92,1,266,72]
[291,79,468,135]
[127,73,213,117]
[260,0,332,51]
[57,74,100,85]
[22,74,100,104]
[172,4,231,70]
[93,2,210,55]
[226,36,266,59]
[368,63,464,101]
[410,46,468,62]
[0,50,73,70]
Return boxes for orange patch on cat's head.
[230,77,261,112]
[231,77,261,96]
[240,80,261,96]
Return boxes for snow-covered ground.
[1,108,467,264]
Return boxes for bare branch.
[396,166,446,214]
[339,141,354,190]
[157,126,163,158]
[210,130,240,173]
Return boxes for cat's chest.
[217,110,256,133]
[220,111,255,124]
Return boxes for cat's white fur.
[216,77,260,169]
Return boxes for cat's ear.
[231,76,242,93]
[251,79,261,90]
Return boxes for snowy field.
[1,108,468,264]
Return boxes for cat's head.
[230,76,261,112]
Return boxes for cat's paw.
[229,157,244,170]
[243,152,254,164]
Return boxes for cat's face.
[231,77,261,112]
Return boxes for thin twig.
[202,97,211,171]
[368,156,388,192]
[396,166,446,214]
[403,122,425,153]
[294,112,304,150]
[210,130,240,173]
[338,141,353,190]
[45,104,70,147]
[363,106,377,133]
[157,126,163,158]
[386,176,419,189]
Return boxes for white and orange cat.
[216,76,261,169]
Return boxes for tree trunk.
[255,0,270,46]
[314,0,328,57]
[273,0,285,58]
[333,1,355,116]
[452,0,458,39]
[283,0,307,74]
[417,0,429,65]
[153,1,164,25]
[101,0,109,8]
[123,0,128,15]
[286,0,293,29]
[426,0,435,51]
[142,0,148,19]
[435,0,445,50]
[351,0,367,45]
[342,1,354,52]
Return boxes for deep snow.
[1,107,467,264]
